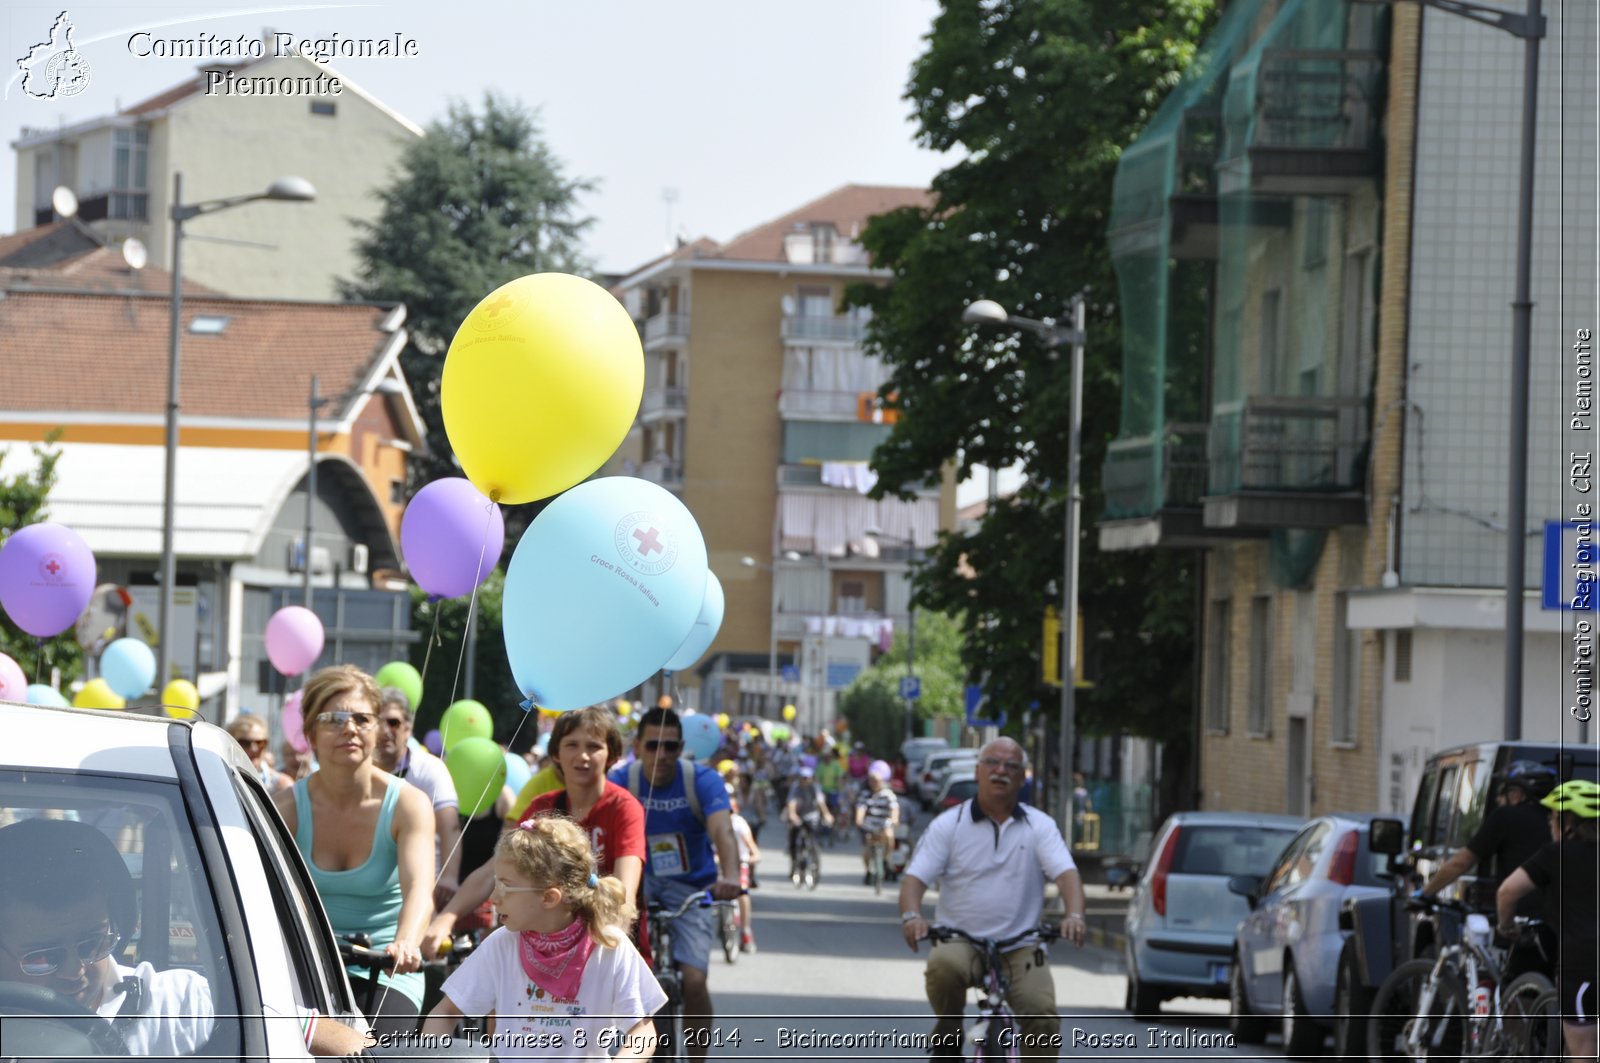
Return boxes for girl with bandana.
[422,816,665,1059]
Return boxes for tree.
[839,610,967,745]
[0,433,85,683]
[343,92,596,497]
[847,0,1214,741]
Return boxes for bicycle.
[1368,894,1556,1060]
[717,896,742,964]
[925,923,1061,1061]
[863,829,890,895]
[790,818,822,890]
[647,888,741,1063]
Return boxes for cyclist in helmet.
[1497,779,1600,1063]
[854,759,900,885]
[1420,758,1558,978]
[782,758,834,881]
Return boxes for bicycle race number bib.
[648,832,690,877]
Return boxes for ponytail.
[572,873,636,945]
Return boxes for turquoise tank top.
[293,774,424,1008]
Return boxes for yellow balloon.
[614,699,632,718]
[161,679,201,719]
[714,713,730,730]
[782,704,797,722]
[441,273,644,504]
[73,678,125,711]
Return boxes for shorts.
[1558,968,1598,1026]
[645,876,715,973]
[738,864,751,890]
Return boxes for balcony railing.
[781,314,867,345]
[640,385,686,418]
[642,312,690,346]
[639,459,683,488]
[1102,423,1210,519]
[777,389,864,419]
[1208,395,1368,495]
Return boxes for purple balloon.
[402,478,505,598]
[0,523,97,637]
[423,728,444,756]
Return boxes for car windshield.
[0,770,240,1058]
[1172,825,1300,878]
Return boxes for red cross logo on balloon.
[37,553,67,583]
[470,290,518,333]
[614,512,678,576]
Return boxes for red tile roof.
[0,290,398,421]
[714,184,930,262]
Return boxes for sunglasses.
[2,928,121,977]
[643,739,683,754]
[314,710,378,732]
[380,716,408,730]
[239,738,268,750]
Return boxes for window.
[837,580,866,615]
[1425,765,1459,848]
[390,479,405,505]
[1247,595,1273,735]
[309,100,336,116]
[111,127,150,221]
[1172,825,1300,879]
[1259,289,1283,395]
[797,285,833,319]
[1205,600,1232,733]
[1332,593,1360,744]
[1394,630,1412,682]
[1302,199,1329,268]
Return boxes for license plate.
[1211,962,1231,984]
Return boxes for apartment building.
[1099,0,1595,816]
[12,50,420,300]
[608,186,957,728]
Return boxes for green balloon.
[374,661,424,713]
[441,698,493,752]
[446,737,507,817]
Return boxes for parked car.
[917,749,978,804]
[932,769,978,810]
[900,737,950,778]
[1123,811,1303,1015]
[1333,740,1600,1053]
[0,699,483,1061]
[1227,813,1402,1056]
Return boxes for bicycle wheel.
[870,843,884,895]
[804,841,820,890]
[1499,973,1559,1063]
[1367,958,1465,1061]
[972,1007,1020,1061]
[719,904,738,965]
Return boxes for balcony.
[639,458,683,490]
[1099,424,1264,550]
[640,384,686,423]
[778,389,867,420]
[1202,395,1368,529]
[642,312,690,350]
[781,314,867,346]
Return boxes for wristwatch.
[900,911,921,924]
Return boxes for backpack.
[625,759,705,825]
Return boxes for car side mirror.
[1105,865,1136,889]
[1227,874,1263,910]
[1369,817,1405,857]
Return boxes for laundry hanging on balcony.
[820,461,878,495]
[778,493,939,557]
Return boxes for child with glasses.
[227,713,294,793]
[422,816,665,1059]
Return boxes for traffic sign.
[781,664,800,682]
[965,683,1006,729]
[899,675,921,700]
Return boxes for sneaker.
[740,935,755,954]
[863,872,872,885]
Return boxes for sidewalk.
[1044,881,1129,956]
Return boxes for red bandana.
[517,918,593,1003]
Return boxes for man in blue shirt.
[613,708,742,1063]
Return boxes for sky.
[2,0,949,274]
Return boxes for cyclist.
[816,745,846,826]
[1420,759,1558,979]
[855,760,900,885]
[898,739,1086,1060]
[1497,779,1600,1063]
[783,760,833,880]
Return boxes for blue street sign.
[781,664,800,682]
[899,675,922,700]
[965,684,1007,728]
[826,662,862,689]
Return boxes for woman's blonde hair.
[496,816,635,944]
[226,715,268,742]
[299,664,381,739]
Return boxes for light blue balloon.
[503,749,533,795]
[663,571,724,672]
[100,638,157,699]
[25,683,68,708]
[680,712,721,761]
[503,477,707,711]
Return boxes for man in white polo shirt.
[375,686,463,905]
[898,737,1086,1060]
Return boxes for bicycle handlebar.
[337,934,396,972]
[927,923,1062,951]
[648,887,747,922]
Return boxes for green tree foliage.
[0,433,84,683]
[405,571,537,749]
[840,609,966,731]
[343,92,596,495]
[848,0,1213,739]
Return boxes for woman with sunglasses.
[271,664,436,1037]
[226,713,294,794]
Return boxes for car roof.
[1163,811,1305,829]
[0,699,252,778]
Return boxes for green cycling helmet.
[1540,779,1600,819]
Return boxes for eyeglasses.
[1,928,121,977]
[314,710,379,732]
[643,739,683,754]
[380,717,408,731]
[492,878,544,895]
[979,757,1025,772]
[239,738,268,750]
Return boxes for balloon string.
[417,606,443,698]
[35,638,47,687]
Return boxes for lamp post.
[742,551,801,716]
[157,173,315,690]
[962,295,1087,838]
[304,374,331,608]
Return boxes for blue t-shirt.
[609,761,730,887]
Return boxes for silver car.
[1124,811,1303,1014]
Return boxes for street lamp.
[866,526,922,744]
[741,551,801,716]
[157,173,315,691]
[962,295,1087,838]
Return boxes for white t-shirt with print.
[442,926,667,1061]
[97,961,214,1056]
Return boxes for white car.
[0,700,486,1061]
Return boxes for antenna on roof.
[121,238,148,271]
[661,187,679,252]
[51,186,78,220]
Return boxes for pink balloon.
[264,606,324,676]
[0,652,26,702]
[281,690,308,753]
[0,522,97,637]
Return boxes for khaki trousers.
[925,939,1059,1060]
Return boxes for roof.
[0,288,411,430]
[715,184,930,262]
[0,221,219,296]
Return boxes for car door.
[1239,825,1314,1008]
[1272,820,1332,1000]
